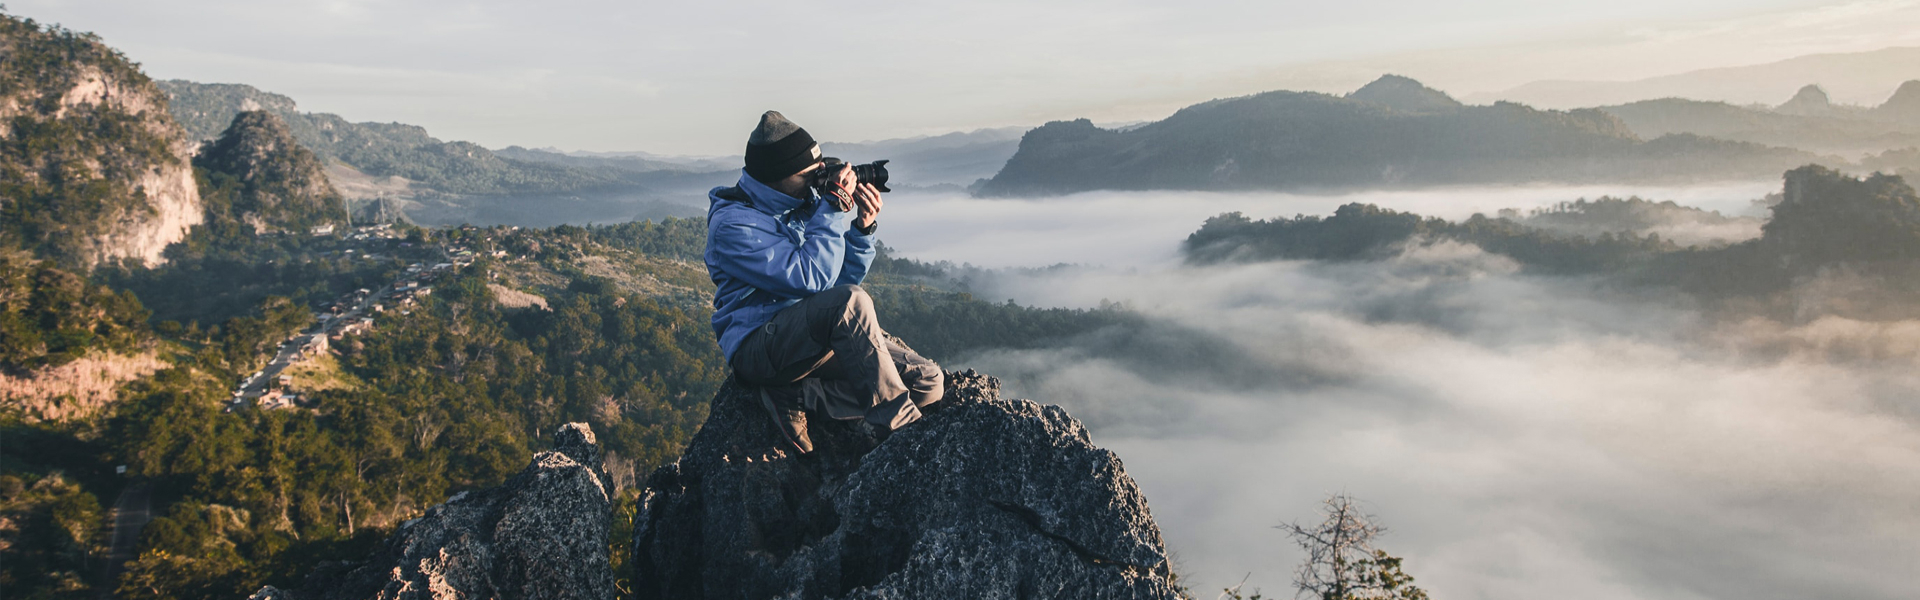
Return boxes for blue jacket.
[706,170,875,362]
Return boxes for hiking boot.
[759,386,813,454]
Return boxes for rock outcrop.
[196,110,349,232]
[252,423,616,600]
[632,370,1181,600]
[0,14,202,268]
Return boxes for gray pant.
[731,284,944,431]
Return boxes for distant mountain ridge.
[1469,46,1920,109]
[1597,80,1920,157]
[977,76,1823,197]
[159,80,742,227]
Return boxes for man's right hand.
[852,183,882,231]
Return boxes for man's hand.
[822,163,859,212]
[852,183,882,231]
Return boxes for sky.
[13,0,1920,154]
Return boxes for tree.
[1277,494,1429,600]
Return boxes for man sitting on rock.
[704,110,944,454]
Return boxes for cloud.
[880,188,1920,599]
[879,182,1777,270]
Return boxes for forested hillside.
[1185,165,1920,316]
[194,111,350,233]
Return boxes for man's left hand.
[852,183,882,231]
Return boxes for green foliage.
[0,472,104,599]
[0,252,150,373]
[0,13,182,267]
[588,217,709,263]
[868,285,1139,363]
[1761,165,1920,266]
[83,257,722,597]
[95,219,409,326]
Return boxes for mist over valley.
[872,173,1920,599]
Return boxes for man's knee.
[827,284,875,320]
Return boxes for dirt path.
[96,481,152,599]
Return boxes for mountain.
[977,76,1823,197]
[0,13,202,268]
[1877,80,1920,124]
[158,80,727,227]
[157,80,632,196]
[1598,94,1920,156]
[1345,74,1464,114]
[507,125,1030,191]
[820,126,1028,188]
[1775,84,1839,117]
[1468,46,1920,109]
[194,111,350,232]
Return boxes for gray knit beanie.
[744,111,820,183]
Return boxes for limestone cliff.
[633,371,1182,600]
[0,13,201,268]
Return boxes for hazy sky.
[20,0,1919,156]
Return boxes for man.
[705,110,944,455]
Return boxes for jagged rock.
[632,370,1180,600]
[254,423,616,600]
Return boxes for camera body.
[812,158,892,194]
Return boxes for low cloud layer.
[879,186,1920,599]
[880,182,1776,270]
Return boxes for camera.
[812,158,892,193]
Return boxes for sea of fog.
[873,183,1920,600]
[880,182,1776,270]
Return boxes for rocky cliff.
[196,111,349,232]
[632,371,1181,600]
[0,13,201,268]
[251,423,616,600]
